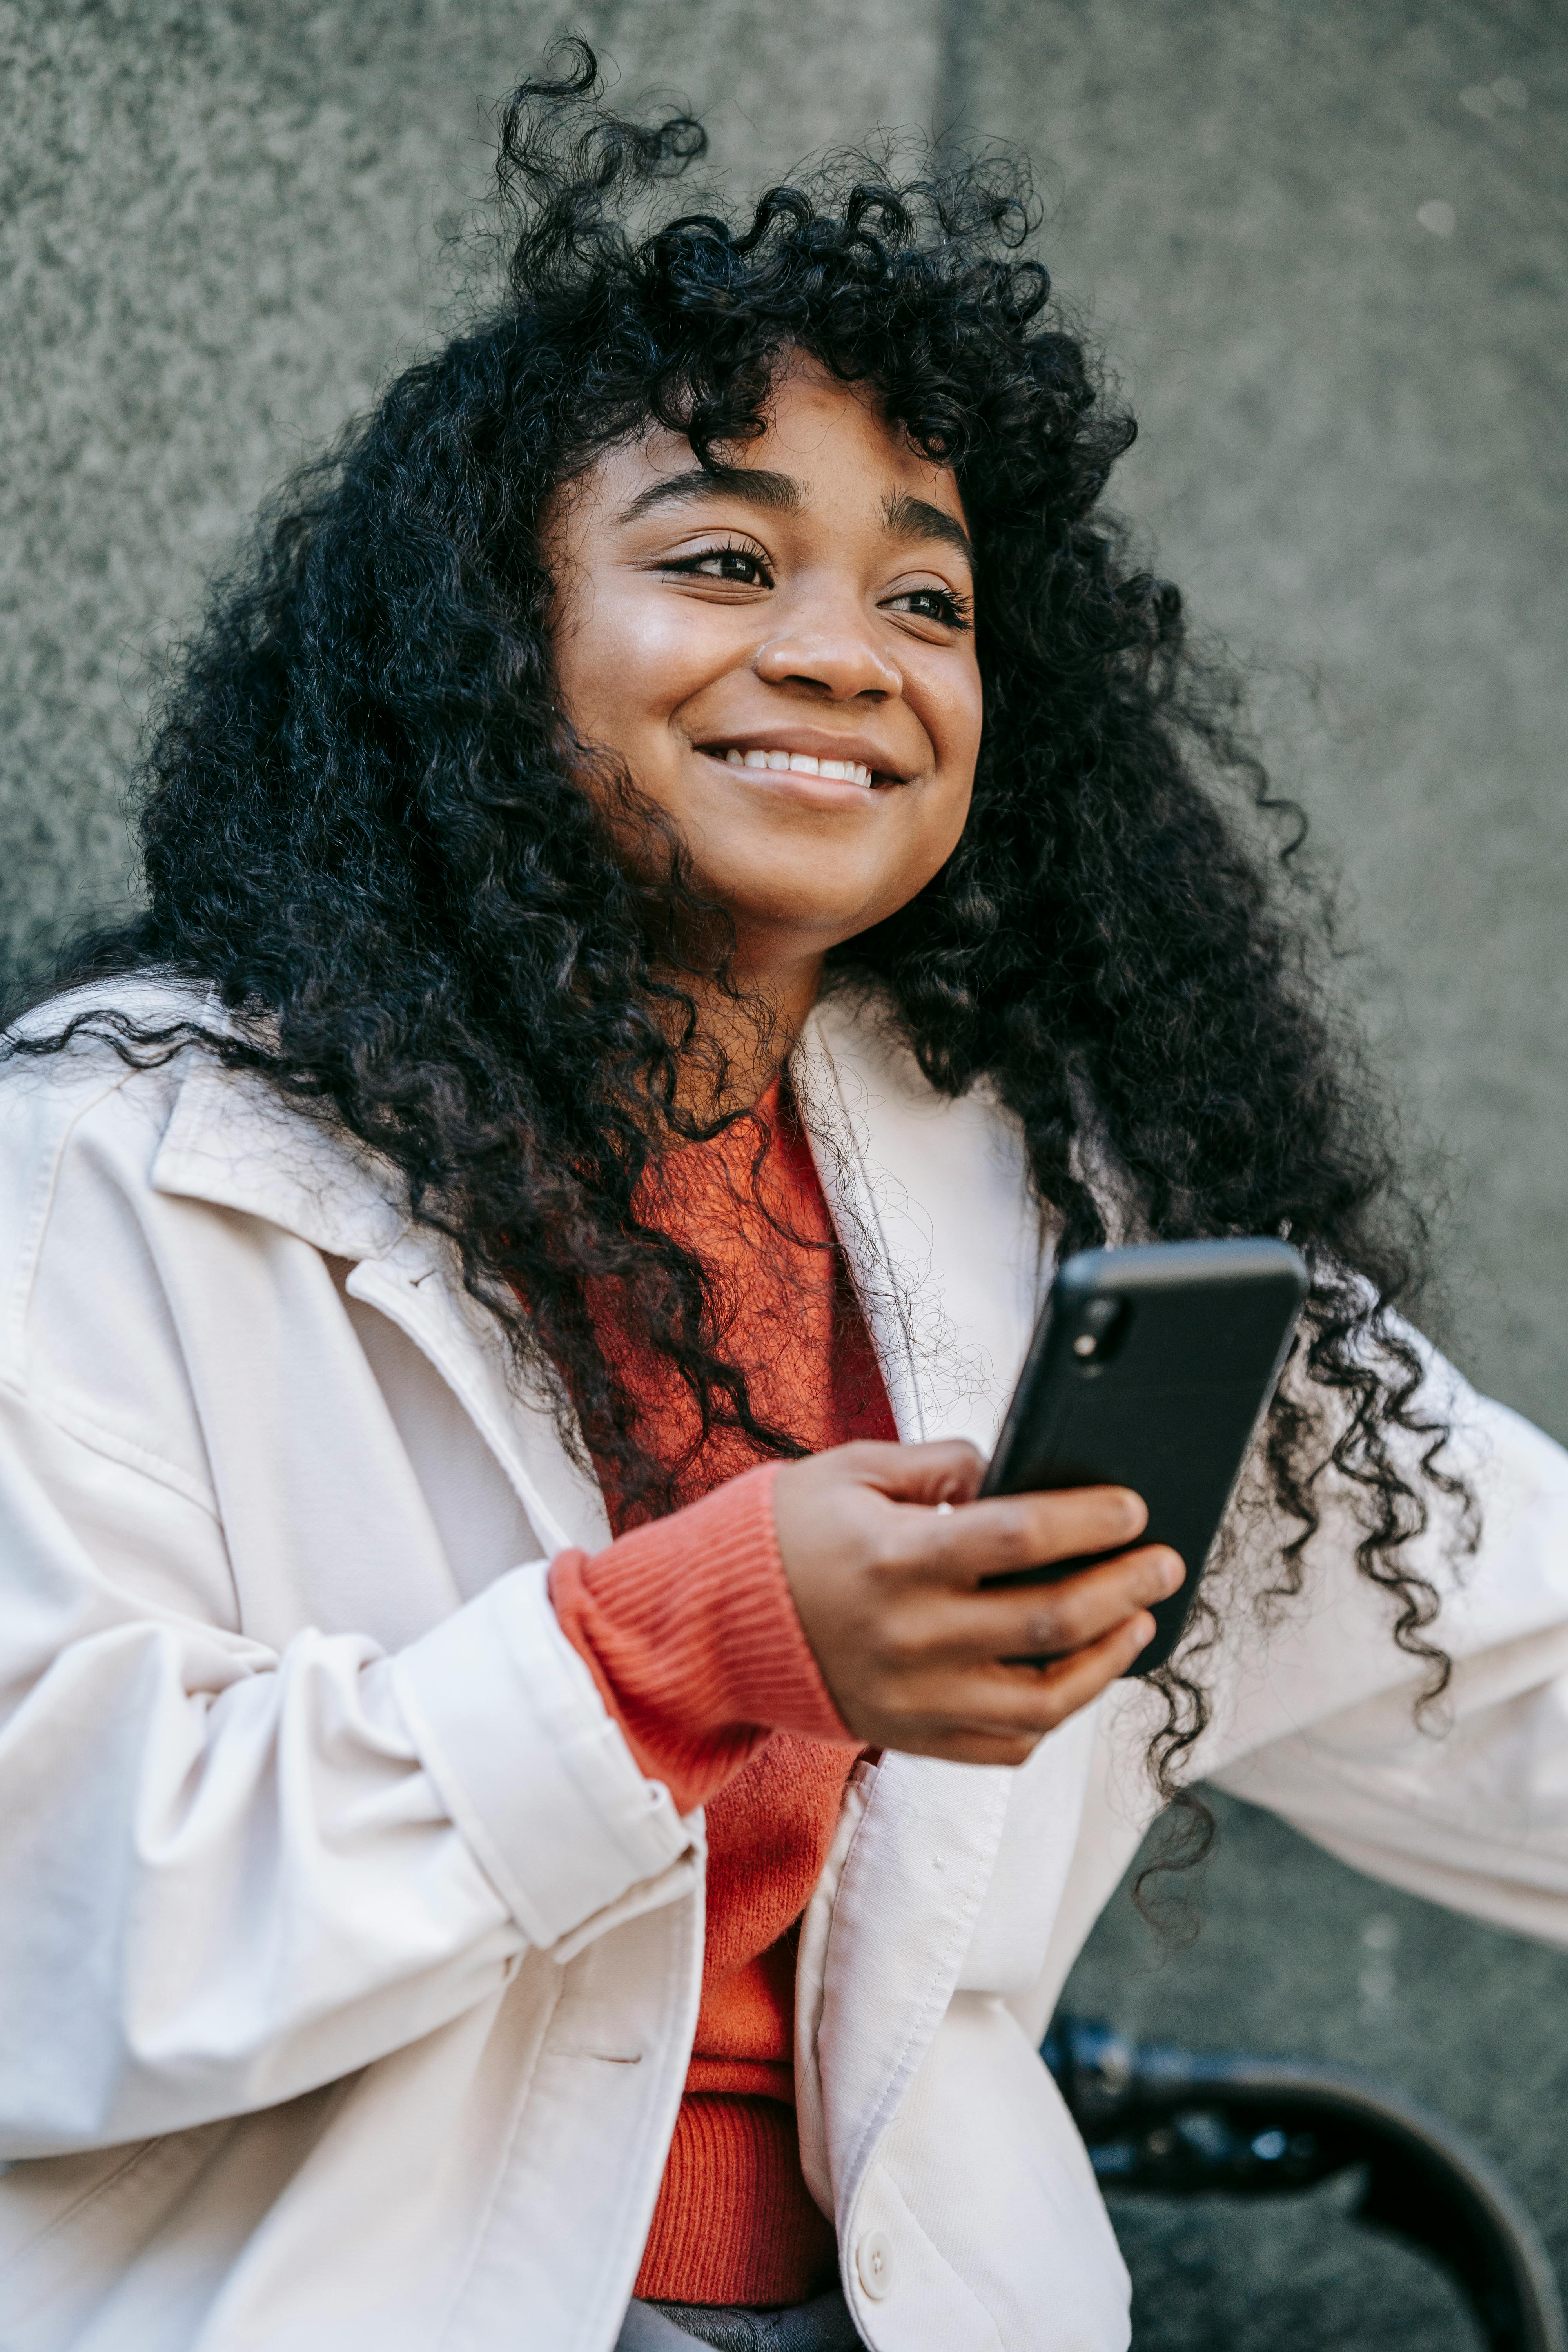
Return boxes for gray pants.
[615,2287,862,2350]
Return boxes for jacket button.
[856,2230,893,2299]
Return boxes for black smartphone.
[978,1237,1309,1676]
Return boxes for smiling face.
[546,358,983,1017]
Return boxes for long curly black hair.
[15,44,1471,1871]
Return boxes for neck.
[680,940,826,1117]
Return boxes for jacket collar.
[152,1045,607,1552]
[152,1038,411,1263]
[147,984,1049,1545]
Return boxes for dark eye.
[666,545,772,587]
[886,584,970,629]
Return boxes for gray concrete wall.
[4,0,1563,1433]
[4,3,1566,2341]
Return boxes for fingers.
[837,1547,1180,1747]
[837,1542,1182,1762]
[770,1443,1183,1770]
[965,1608,1163,1728]
[871,1610,1160,1765]
[893,1482,1151,1585]
[944,1543,1184,1665]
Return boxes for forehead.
[574,355,968,533]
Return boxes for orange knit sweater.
[547,1076,897,2307]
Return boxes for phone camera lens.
[1071,1295,1125,1365]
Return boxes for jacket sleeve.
[0,1375,702,2159]
[1203,1354,1568,1946]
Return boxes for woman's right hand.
[772,1439,1183,1765]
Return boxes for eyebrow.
[615,467,974,568]
[614,467,802,525]
[882,491,973,569]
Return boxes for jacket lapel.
[792,994,1056,2218]
[795,991,1052,1454]
[346,1241,611,1557]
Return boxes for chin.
[725,875,876,926]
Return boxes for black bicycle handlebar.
[1042,2014,1565,2352]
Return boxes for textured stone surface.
[954,0,1568,1447]
[3,4,1566,2344]
[3,0,1561,1436]
[0,0,940,965]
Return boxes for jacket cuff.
[388,1559,693,1951]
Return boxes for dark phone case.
[979,1238,1309,1676]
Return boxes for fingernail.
[1132,1611,1157,1648]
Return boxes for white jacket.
[0,982,1565,2352]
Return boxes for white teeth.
[720,748,875,787]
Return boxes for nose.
[752,590,903,703]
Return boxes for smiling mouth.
[699,745,881,789]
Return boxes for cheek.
[916,770,975,892]
[919,670,982,869]
[554,583,719,744]
[925,655,984,809]
[952,659,985,768]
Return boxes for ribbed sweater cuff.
[547,1464,854,1814]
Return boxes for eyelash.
[661,541,774,588]
[659,541,972,631]
[889,584,971,630]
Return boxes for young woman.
[1,53,1564,2352]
